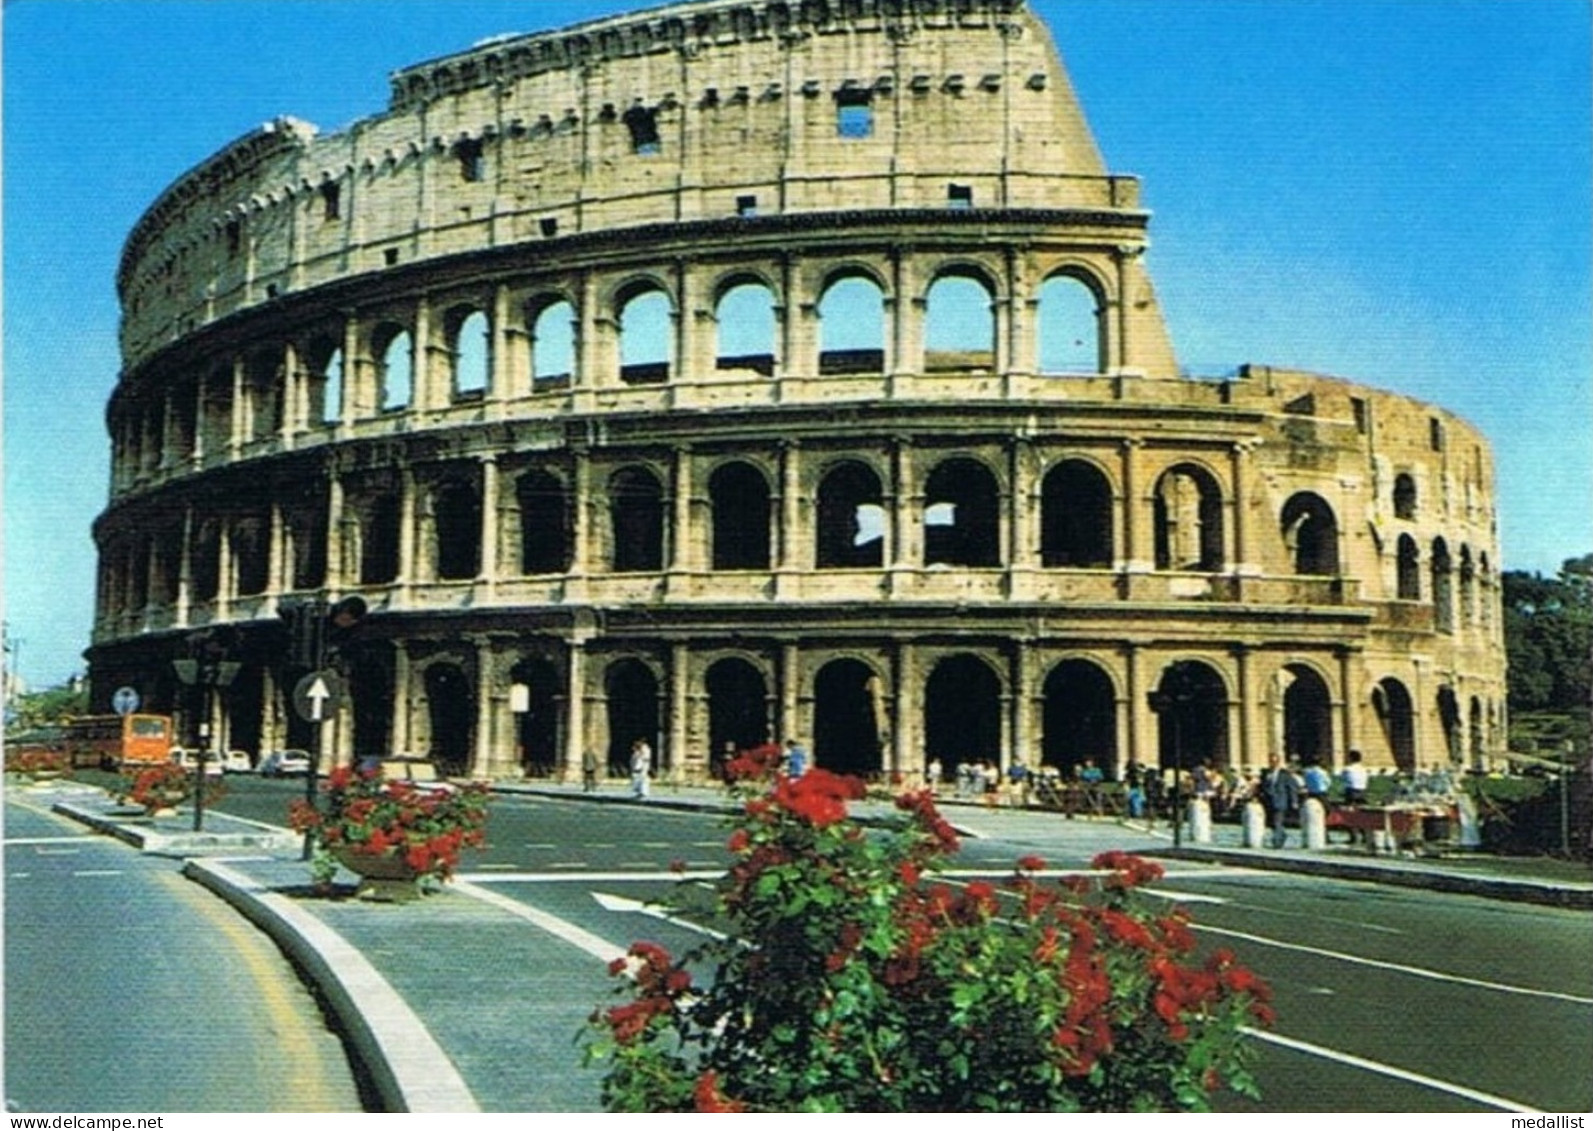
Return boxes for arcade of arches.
[247,638,1498,785]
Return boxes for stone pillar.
[228,355,246,458]
[1125,644,1152,769]
[268,500,288,597]
[1334,647,1357,773]
[176,506,194,627]
[669,445,694,574]
[490,283,515,410]
[391,645,413,757]
[281,340,301,445]
[889,437,916,572]
[479,455,499,589]
[1233,644,1258,772]
[472,640,496,780]
[397,467,417,592]
[1120,438,1150,574]
[412,294,434,412]
[669,642,690,780]
[892,642,917,780]
[778,441,803,571]
[1229,441,1255,576]
[1011,643,1035,772]
[779,643,800,743]
[1007,436,1036,574]
[569,448,593,585]
[889,247,912,380]
[563,640,588,781]
[325,470,346,589]
[340,312,361,430]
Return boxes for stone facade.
[90,0,1505,783]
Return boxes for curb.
[183,857,480,1114]
[1152,846,1593,910]
[52,800,301,856]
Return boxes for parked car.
[220,749,254,773]
[169,747,224,776]
[259,749,311,777]
[370,755,456,794]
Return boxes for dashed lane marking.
[70,869,123,877]
[4,837,89,847]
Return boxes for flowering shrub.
[584,759,1271,1112]
[120,760,224,815]
[289,765,489,885]
[6,748,71,776]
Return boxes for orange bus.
[62,714,174,771]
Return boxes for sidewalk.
[40,779,1593,1113]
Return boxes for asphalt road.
[67,775,1593,1112]
[3,789,366,1114]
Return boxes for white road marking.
[71,869,123,877]
[33,847,82,856]
[1242,1026,1542,1113]
[460,870,723,883]
[1221,898,1406,935]
[523,842,557,849]
[591,891,730,941]
[3,836,88,847]
[454,881,625,963]
[1199,924,1593,1005]
[1138,887,1227,905]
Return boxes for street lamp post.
[1148,677,1197,850]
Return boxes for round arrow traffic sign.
[292,670,344,723]
[111,686,141,716]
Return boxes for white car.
[259,749,312,777]
[220,749,254,773]
[169,747,224,776]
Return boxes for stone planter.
[335,847,424,902]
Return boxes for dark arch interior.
[924,654,1001,776]
[813,658,883,776]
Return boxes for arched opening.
[223,666,264,764]
[923,457,1000,567]
[1041,659,1117,776]
[1396,534,1421,600]
[925,654,1001,779]
[1281,492,1339,576]
[1372,677,1416,774]
[1040,460,1113,568]
[605,658,660,776]
[510,657,563,777]
[715,281,777,375]
[1152,661,1228,771]
[433,480,482,580]
[1459,545,1475,623]
[1437,685,1461,765]
[618,286,672,385]
[449,308,490,399]
[818,274,885,374]
[1037,273,1102,374]
[709,462,771,570]
[1393,473,1417,520]
[706,657,770,757]
[245,350,282,442]
[530,299,576,387]
[360,493,401,585]
[230,514,269,597]
[517,469,571,575]
[816,461,885,568]
[377,327,412,411]
[1281,664,1333,767]
[1469,696,1485,767]
[285,483,328,590]
[349,642,395,762]
[923,273,994,371]
[1432,538,1453,632]
[192,521,221,602]
[812,658,884,777]
[609,467,665,572]
[1153,464,1224,572]
[313,341,343,426]
[423,662,474,776]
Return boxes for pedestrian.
[581,747,599,793]
[784,737,808,779]
[1302,759,1331,804]
[1262,754,1302,849]
[1340,749,1369,806]
[630,737,652,799]
[1124,758,1147,819]
[926,756,943,795]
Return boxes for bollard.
[1189,797,1212,844]
[1303,797,1326,850]
[1456,793,1483,849]
[1242,800,1266,848]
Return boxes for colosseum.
[89,0,1506,786]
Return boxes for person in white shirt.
[630,738,652,799]
[1340,749,1369,805]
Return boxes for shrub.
[583,756,1271,1112]
[119,761,224,815]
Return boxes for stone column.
[325,469,346,589]
[391,645,413,757]
[1230,441,1256,576]
[471,639,497,779]
[563,640,588,780]
[490,283,515,412]
[1233,644,1258,772]
[340,312,361,431]
[228,355,246,458]
[398,467,418,595]
[669,445,694,574]
[1011,643,1035,772]
[1121,438,1150,574]
[176,506,194,628]
[281,340,301,445]
[1125,644,1153,769]
[779,643,800,743]
[1337,647,1360,768]
[669,642,690,780]
[778,441,803,571]
[479,454,499,591]
[268,500,288,597]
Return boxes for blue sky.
[4,0,1589,690]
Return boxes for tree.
[6,679,89,733]
[1503,555,1593,715]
